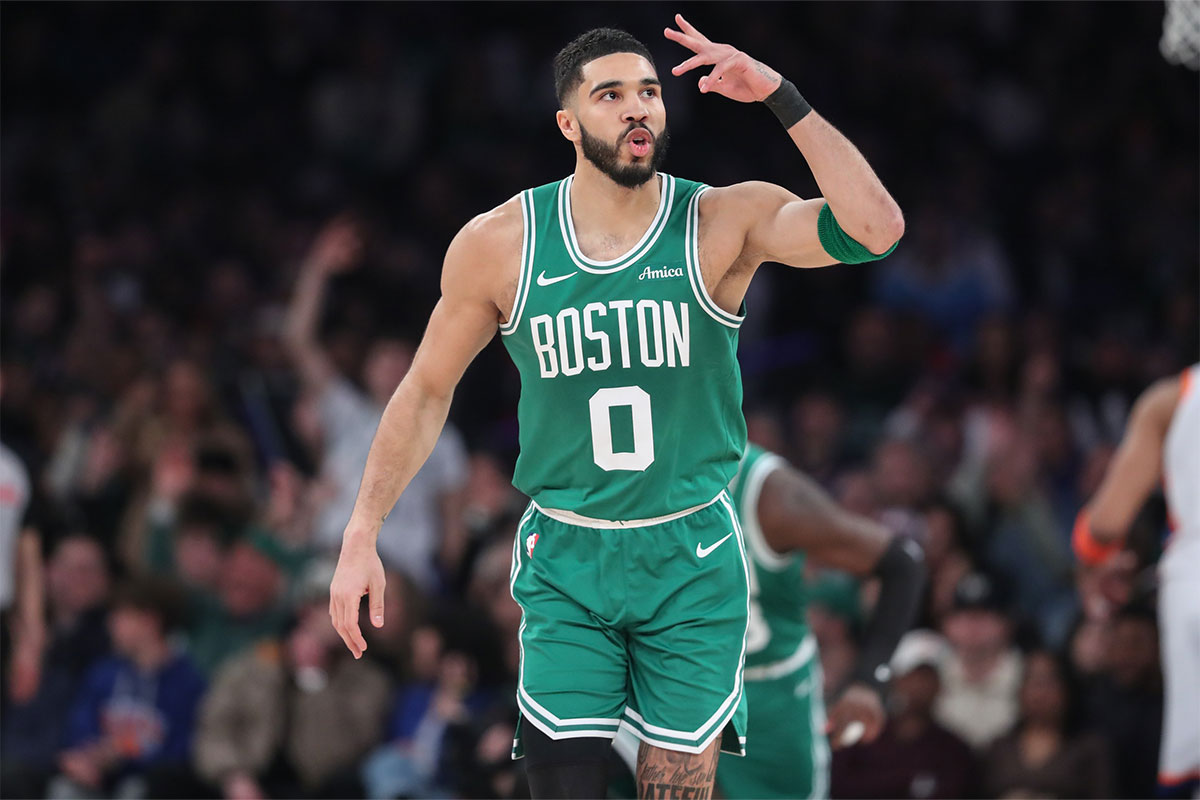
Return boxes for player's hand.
[825,683,885,749]
[1077,550,1137,620]
[305,215,363,277]
[664,14,782,103]
[329,536,386,658]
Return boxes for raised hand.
[664,13,781,103]
[304,215,363,276]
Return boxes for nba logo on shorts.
[526,532,540,558]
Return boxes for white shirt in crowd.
[0,443,31,611]
[314,378,468,590]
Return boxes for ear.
[556,109,581,143]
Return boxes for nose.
[623,98,649,125]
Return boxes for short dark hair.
[553,28,655,108]
[110,577,186,634]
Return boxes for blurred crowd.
[1,2,1196,799]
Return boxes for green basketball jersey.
[500,173,746,521]
[727,444,814,671]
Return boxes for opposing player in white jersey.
[1074,364,1200,797]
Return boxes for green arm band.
[816,202,899,264]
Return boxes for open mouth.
[625,129,652,158]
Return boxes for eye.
[642,88,658,98]
[601,91,618,101]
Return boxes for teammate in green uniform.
[329,16,903,799]
[714,444,926,799]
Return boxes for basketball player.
[613,443,926,799]
[329,18,903,799]
[715,444,925,798]
[1074,364,1200,798]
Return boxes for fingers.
[368,570,386,628]
[663,25,703,54]
[699,54,737,93]
[674,13,707,41]
[344,592,368,656]
[672,53,709,76]
[330,591,367,658]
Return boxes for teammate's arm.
[664,14,903,269]
[756,466,926,747]
[329,204,519,658]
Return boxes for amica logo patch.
[637,265,684,281]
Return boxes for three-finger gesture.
[664,14,781,103]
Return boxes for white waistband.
[532,492,725,529]
[743,634,818,682]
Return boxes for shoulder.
[699,181,801,219]
[441,195,526,297]
[449,196,525,266]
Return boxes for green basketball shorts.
[715,636,830,799]
[509,492,750,759]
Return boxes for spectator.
[186,540,290,676]
[979,432,1078,648]
[935,572,1023,751]
[2,534,111,799]
[832,630,976,799]
[1084,606,1163,800]
[982,650,1113,798]
[362,628,494,799]
[282,218,469,590]
[49,578,206,800]
[193,592,392,799]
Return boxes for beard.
[578,121,671,189]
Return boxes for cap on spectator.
[890,629,950,677]
[951,571,1005,614]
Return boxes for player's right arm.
[1080,375,1180,545]
[329,200,521,658]
[1074,374,1180,617]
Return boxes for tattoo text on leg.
[636,740,719,799]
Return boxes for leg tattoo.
[636,740,720,799]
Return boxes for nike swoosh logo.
[536,270,578,286]
[696,532,734,559]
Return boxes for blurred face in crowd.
[109,606,164,657]
[942,607,1011,661]
[1108,614,1159,688]
[220,543,282,617]
[364,338,414,406]
[1019,652,1067,727]
[1069,618,1111,677]
[164,359,211,424]
[48,536,110,617]
[559,53,669,189]
[892,664,940,719]
[175,527,224,590]
[872,439,931,508]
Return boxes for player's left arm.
[1077,375,1180,550]
[665,14,903,269]
[757,466,926,747]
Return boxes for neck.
[960,647,1004,682]
[569,160,660,222]
[894,713,929,742]
[131,638,172,672]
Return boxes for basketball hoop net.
[1161,0,1200,70]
